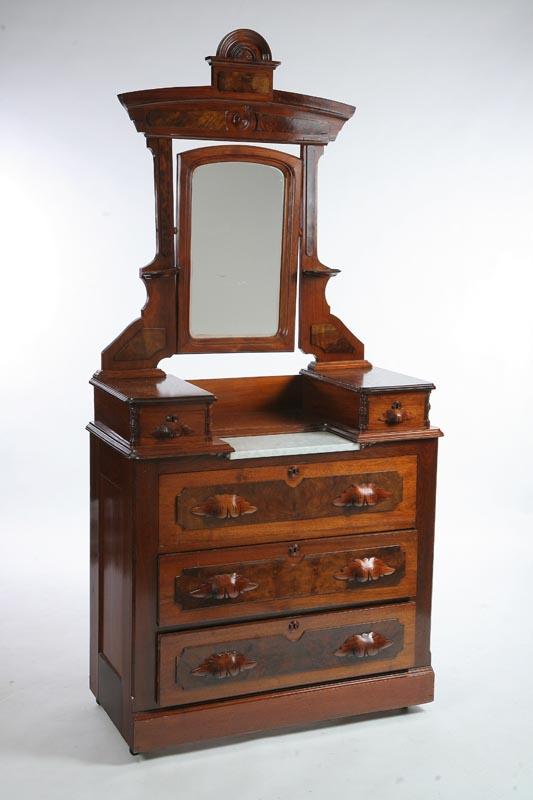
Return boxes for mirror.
[177,146,301,353]
[189,162,284,338]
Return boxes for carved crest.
[333,482,392,508]
[191,494,258,519]
[335,631,392,658]
[191,650,257,678]
[189,572,259,600]
[334,556,396,583]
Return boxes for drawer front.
[366,392,428,432]
[138,403,208,446]
[159,455,417,552]
[159,530,417,627]
[158,602,415,707]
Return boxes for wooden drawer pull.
[379,401,411,425]
[189,572,259,600]
[335,631,392,658]
[191,650,257,679]
[334,557,396,584]
[333,483,392,508]
[191,494,258,519]
[151,415,193,440]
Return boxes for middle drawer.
[159,530,417,627]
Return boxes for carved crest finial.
[215,29,274,63]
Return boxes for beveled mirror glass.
[189,162,284,338]
[177,146,301,354]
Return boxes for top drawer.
[159,455,417,552]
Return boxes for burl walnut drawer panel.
[366,392,428,432]
[158,530,417,627]
[159,456,417,552]
[158,602,416,707]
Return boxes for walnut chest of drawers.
[88,370,440,754]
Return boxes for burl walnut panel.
[158,602,415,706]
[158,456,417,552]
[158,530,417,627]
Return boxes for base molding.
[131,667,434,754]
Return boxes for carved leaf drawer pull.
[191,494,258,519]
[335,557,396,583]
[189,572,259,600]
[333,483,392,508]
[379,401,411,425]
[191,650,257,679]
[335,631,393,658]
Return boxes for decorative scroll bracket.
[298,144,369,371]
[100,136,176,376]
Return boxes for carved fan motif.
[334,557,396,584]
[191,650,257,679]
[335,631,392,658]
[191,494,258,519]
[333,483,392,508]
[189,572,259,600]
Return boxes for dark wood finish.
[89,440,134,744]
[158,455,417,552]
[299,145,365,364]
[101,137,176,374]
[176,145,301,353]
[368,391,428,431]
[158,602,415,707]
[98,29,366,372]
[159,530,417,627]
[207,29,279,98]
[88,29,441,754]
[132,666,434,753]
[89,374,232,459]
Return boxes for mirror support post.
[298,144,369,371]
[99,137,177,377]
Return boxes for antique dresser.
[88,30,442,754]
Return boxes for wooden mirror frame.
[99,29,367,378]
[176,145,301,354]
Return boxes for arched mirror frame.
[176,145,301,353]
[99,28,366,378]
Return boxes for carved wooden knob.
[288,620,300,632]
[287,466,300,479]
[151,424,175,439]
[288,543,300,557]
[380,401,409,425]
[151,415,193,440]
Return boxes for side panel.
[89,437,134,742]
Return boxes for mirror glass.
[189,161,285,338]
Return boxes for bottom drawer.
[158,601,415,707]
